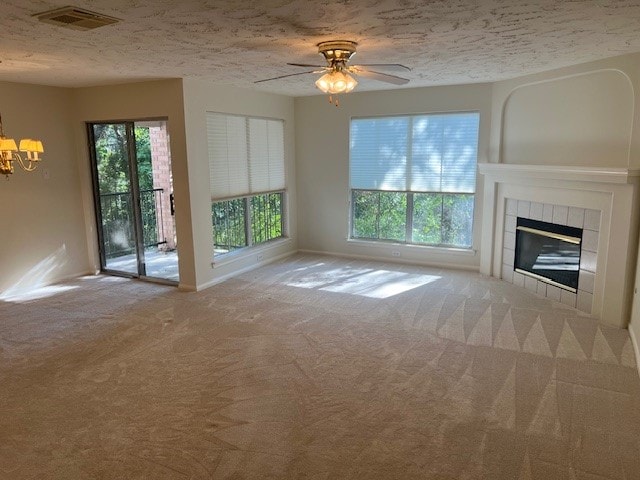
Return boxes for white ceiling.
[2,0,640,96]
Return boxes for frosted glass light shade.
[315,71,358,94]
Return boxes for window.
[207,113,286,255]
[349,112,479,248]
[212,192,283,254]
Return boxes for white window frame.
[348,112,480,249]
[207,112,287,257]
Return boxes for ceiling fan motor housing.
[317,40,358,66]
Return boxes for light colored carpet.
[1,254,639,479]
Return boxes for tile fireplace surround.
[501,199,598,314]
[479,164,640,328]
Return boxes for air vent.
[34,6,120,31]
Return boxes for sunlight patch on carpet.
[0,284,79,303]
[287,268,440,298]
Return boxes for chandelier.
[0,114,44,178]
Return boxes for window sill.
[346,238,477,256]
[211,237,292,268]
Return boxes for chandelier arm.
[14,153,37,172]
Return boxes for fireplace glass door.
[514,217,582,292]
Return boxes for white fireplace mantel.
[479,163,640,184]
[479,163,640,328]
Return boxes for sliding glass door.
[88,120,179,283]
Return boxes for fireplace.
[497,197,597,314]
[479,159,640,328]
[514,217,582,292]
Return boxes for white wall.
[501,70,633,167]
[294,84,493,270]
[490,52,640,167]
[72,80,195,288]
[631,239,640,360]
[0,81,91,298]
[181,78,297,290]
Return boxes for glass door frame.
[87,118,177,285]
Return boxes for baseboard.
[211,238,293,269]
[67,269,97,280]
[297,249,480,272]
[628,325,640,376]
[42,269,97,284]
[195,250,297,291]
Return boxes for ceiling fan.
[255,40,410,104]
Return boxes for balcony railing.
[212,192,284,254]
[100,188,166,259]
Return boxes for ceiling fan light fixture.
[315,71,358,94]
[254,39,409,105]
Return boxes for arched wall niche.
[500,69,634,168]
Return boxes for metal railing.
[212,192,284,254]
[100,188,166,259]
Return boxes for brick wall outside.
[150,125,176,251]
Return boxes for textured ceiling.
[1,0,640,96]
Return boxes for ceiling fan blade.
[352,63,411,72]
[254,70,318,83]
[350,68,410,85]
[287,62,326,68]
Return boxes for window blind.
[350,116,409,191]
[248,118,285,194]
[207,113,285,200]
[207,114,249,199]
[350,112,479,194]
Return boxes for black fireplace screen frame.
[513,217,583,292]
